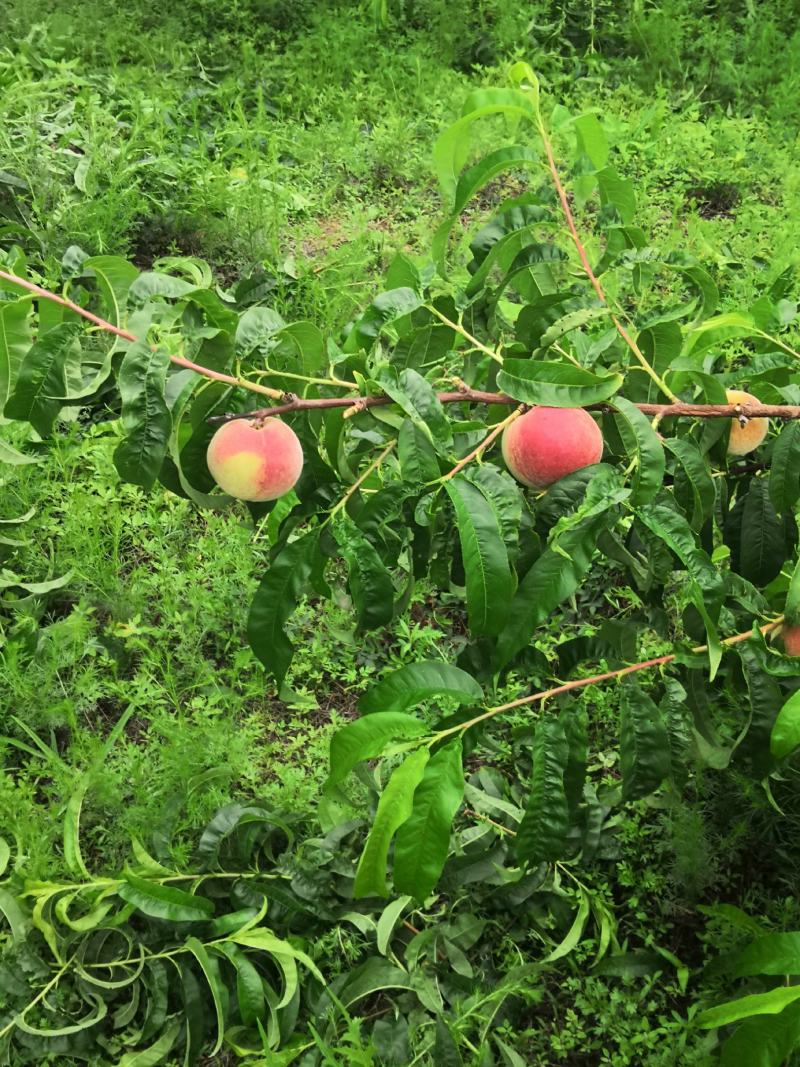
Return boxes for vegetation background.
[2,1,800,1064]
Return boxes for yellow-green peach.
[206,418,303,501]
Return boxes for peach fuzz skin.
[502,406,603,489]
[783,625,800,658]
[206,419,303,501]
[726,389,768,456]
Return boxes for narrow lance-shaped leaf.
[611,396,665,505]
[445,475,512,637]
[720,1002,800,1067]
[353,747,430,899]
[769,421,800,515]
[377,367,452,447]
[495,509,617,670]
[247,530,320,684]
[516,716,570,865]
[113,340,172,489]
[326,712,429,790]
[359,661,483,715]
[394,739,465,900]
[619,685,670,801]
[736,643,783,779]
[4,321,80,436]
[664,437,715,532]
[333,518,395,631]
[0,296,33,407]
[497,360,623,407]
[117,873,215,922]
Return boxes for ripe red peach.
[783,625,800,658]
[206,418,303,501]
[502,406,604,489]
[726,389,768,456]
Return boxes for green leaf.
[597,166,636,223]
[445,476,513,637]
[720,1002,800,1067]
[231,926,323,1002]
[333,518,395,630]
[561,704,588,815]
[664,437,715,532]
[574,112,609,168]
[113,341,172,489]
[118,872,214,922]
[394,740,465,900]
[359,661,483,715]
[539,307,612,349]
[16,990,108,1036]
[219,943,265,1027]
[0,296,32,408]
[737,642,785,779]
[611,396,665,505]
[398,417,440,483]
[433,87,537,201]
[433,1016,465,1067]
[769,422,800,515]
[84,256,138,328]
[730,480,790,587]
[4,322,80,435]
[772,691,800,759]
[326,712,428,789]
[353,747,430,899]
[64,778,91,879]
[786,555,800,626]
[185,937,226,1055]
[377,367,452,446]
[729,932,800,977]
[497,360,623,407]
[247,530,319,683]
[619,686,671,800]
[0,436,40,465]
[114,1020,181,1067]
[546,887,591,961]
[235,306,286,355]
[495,505,617,670]
[344,288,422,351]
[698,984,800,1029]
[0,887,28,943]
[129,271,198,302]
[432,145,540,266]
[516,716,570,865]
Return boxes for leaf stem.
[0,955,75,1040]
[426,305,504,364]
[439,405,525,482]
[325,440,397,522]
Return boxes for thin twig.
[325,440,397,521]
[434,617,783,742]
[0,269,284,401]
[426,305,504,364]
[536,120,678,402]
[440,404,525,482]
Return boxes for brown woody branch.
[208,393,800,424]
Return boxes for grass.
[4,1,800,1063]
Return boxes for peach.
[726,389,768,456]
[783,625,800,658]
[502,406,603,488]
[206,418,303,501]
